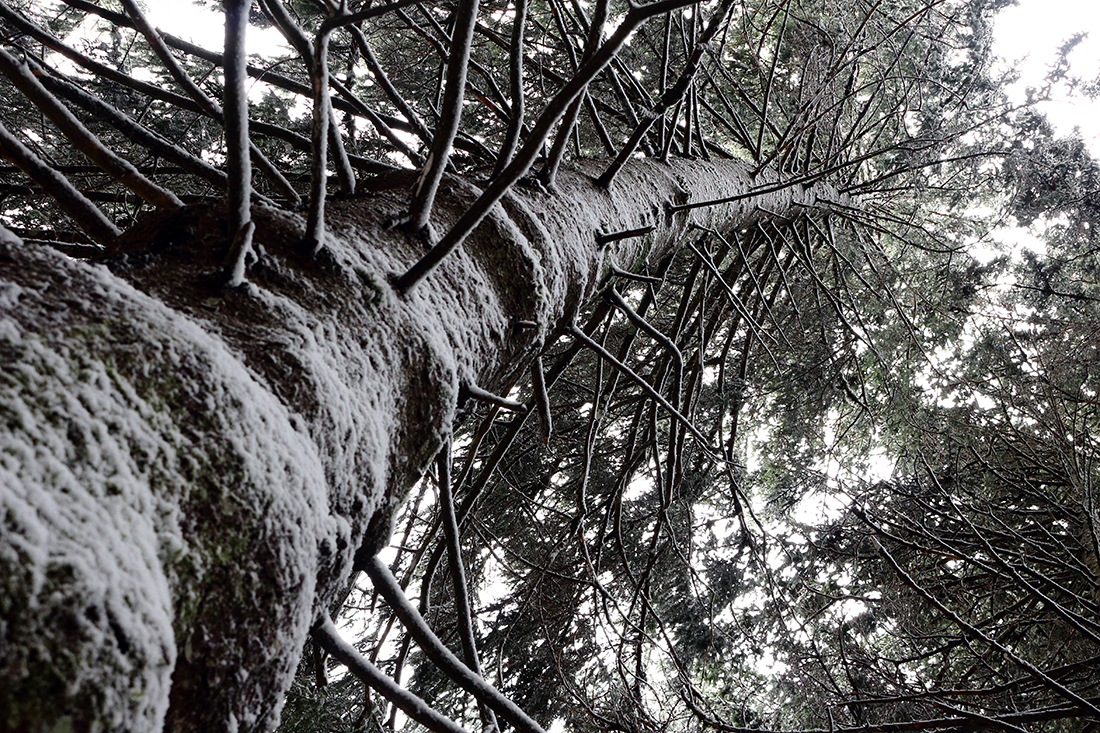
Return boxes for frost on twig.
[305,31,332,255]
[0,121,120,245]
[0,45,181,210]
[596,224,656,246]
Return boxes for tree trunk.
[0,158,829,732]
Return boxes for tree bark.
[0,158,832,732]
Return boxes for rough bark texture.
[0,158,830,732]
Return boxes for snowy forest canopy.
[1,0,1099,732]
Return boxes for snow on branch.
[0,121,120,244]
[463,383,527,412]
[0,46,182,210]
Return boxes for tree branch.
[363,556,550,733]
[438,441,499,733]
[0,46,181,209]
[392,0,702,293]
[312,616,473,733]
[223,0,252,249]
[0,121,120,244]
[407,0,480,233]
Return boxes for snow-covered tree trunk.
[0,158,830,732]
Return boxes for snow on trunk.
[0,158,830,732]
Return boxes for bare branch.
[406,0,480,233]
[493,0,529,176]
[393,0,703,293]
[438,441,499,733]
[0,121,120,245]
[34,66,232,195]
[568,323,720,458]
[305,30,332,254]
[463,383,527,412]
[312,616,473,733]
[223,0,251,243]
[0,46,181,209]
[531,356,553,444]
[363,556,550,733]
[116,0,300,204]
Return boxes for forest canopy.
[1,0,1099,731]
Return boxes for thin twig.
[464,384,527,412]
[438,441,500,733]
[531,356,553,444]
[568,323,720,458]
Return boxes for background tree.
[3,0,1094,732]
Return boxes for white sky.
[146,2,290,58]
[993,0,1100,153]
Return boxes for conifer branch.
[463,384,527,412]
[531,356,553,444]
[223,0,252,245]
[393,0,702,293]
[492,0,529,176]
[606,262,663,284]
[345,24,433,147]
[406,0,480,234]
[568,323,720,458]
[437,442,500,733]
[596,225,656,245]
[866,525,1100,718]
[116,0,300,205]
[596,0,735,188]
[540,0,608,188]
[605,287,684,371]
[35,68,232,195]
[305,30,332,254]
